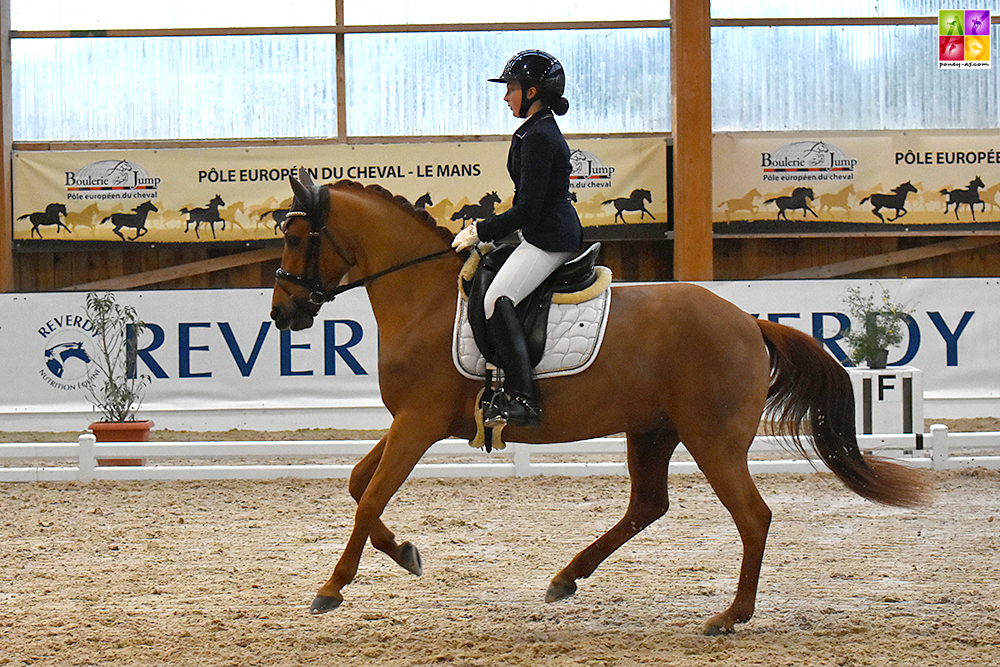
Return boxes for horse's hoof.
[544,579,577,603]
[400,541,423,576]
[309,595,343,614]
[702,616,736,636]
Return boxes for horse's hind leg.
[688,448,771,636]
[347,436,422,576]
[546,429,679,602]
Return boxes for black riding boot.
[487,296,542,427]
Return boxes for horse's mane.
[330,179,455,247]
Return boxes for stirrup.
[502,393,542,427]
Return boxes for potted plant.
[840,285,913,369]
[83,291,153,465]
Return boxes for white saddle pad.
[452,266,613,380]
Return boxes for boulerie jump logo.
[939,10,991,69]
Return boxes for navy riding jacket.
[476,111,583,253]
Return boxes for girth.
[463,242,602,368]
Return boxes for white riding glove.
[451,224,480,252]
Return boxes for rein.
[274,190,453,307]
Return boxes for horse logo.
[941,176,986,221]
[44,341,92,379]
[18,203,70,239]
[450,192,501,228]
[764,187,817,221]
[100,200,158,240]
[414,193,433,209]
[602,189,655,224]
[181,195,227,239]
[859,182,918,223]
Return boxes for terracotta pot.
[89,420,153,466]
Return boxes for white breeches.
[484,240,576,319]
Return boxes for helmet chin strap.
[518,84,538,118]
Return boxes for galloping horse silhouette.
[270,173,930,635]
[859,182,918,223]
[717,189,761,222]
[941,177,986,221]
[18,203,70,239]
[450,192,500,227]
[101,201,158,240]
[260,208,289,235]
[764,188,817,221]
[602,189,654,223]
[181,195,226,239]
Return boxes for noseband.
[274,183,452,311]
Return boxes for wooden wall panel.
[11,235,1000,293]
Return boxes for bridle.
[274,183,452,311]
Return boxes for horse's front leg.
[349,436,422,576]
[311,413,445,614]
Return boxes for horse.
[100,200,158,240]
[817,184,855,216]
[602,189,654,223]
[270,173,931,636]
[414,193,433,209]
[18,203,70,239]
[763,187,817,221]
[450,192,500,227]
[717,189,761,222]
[181,195,226,239]
[940,177,986,221]
[260,208,289,235]
[859,182,918,223]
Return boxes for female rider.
[452,50,583,427]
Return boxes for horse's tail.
[99,215,111,225]
[762,197,777,204]
[16,213,29,220]
[939,189,949,196]
[601,199,615,206]
[859,196,871,205]
[755,319,932,508]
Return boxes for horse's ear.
[298,167,315,188]
[290,173,310,206]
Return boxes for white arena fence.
[1,425,998,483]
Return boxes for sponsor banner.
[0,279,997,431]
[1,288,385,429]
[713,131,1000,234]
[12,138,667,243]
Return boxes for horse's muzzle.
[270,303,316,332]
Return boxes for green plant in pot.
[83,291,153,465]
[840,285,913,369]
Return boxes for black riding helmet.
[489,50,569,117]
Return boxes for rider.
[452,49,583,427]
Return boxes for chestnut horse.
[270,174,931,635]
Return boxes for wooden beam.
[59,247,282,291]
[763,237,1000,280]
[671,0,713,280]
[0,0,13,292]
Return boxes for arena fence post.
[930,424,949,471]
[78,433,96,482]
[512,443,531,477]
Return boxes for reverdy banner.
[713,130,1000,234]
[12,138,667,243]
